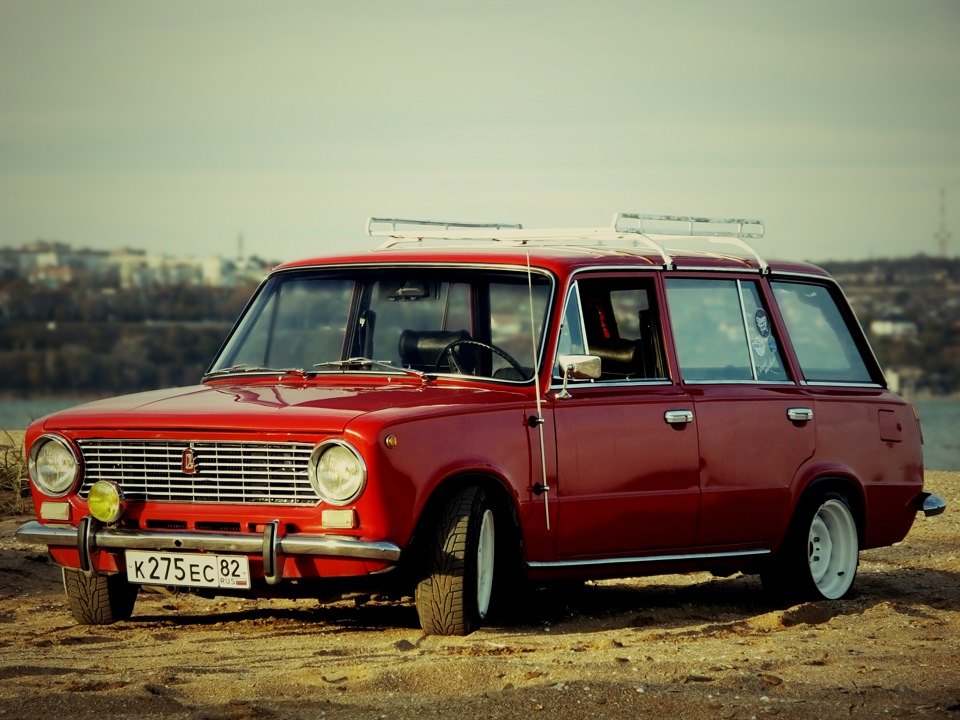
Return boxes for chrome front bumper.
[15,518,401,585]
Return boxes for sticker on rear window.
[755,309,770,338]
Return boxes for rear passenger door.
[552,274,701,556]
[664,276,815,547]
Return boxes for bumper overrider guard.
[16,518,402,584]
[917,493,947,517]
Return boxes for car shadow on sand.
[124,565,960,637]
[492,566,960,636]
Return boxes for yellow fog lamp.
[87,481,125,524]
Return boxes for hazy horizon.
[2,1,958,264]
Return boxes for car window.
[555,277,668,381]
[555,286,586,361]
[771,280,873,384]
[368,279,472,368]
[227,277,354,369]
[212,269,551,381]
[491,282,549,370]
[665,278,788,382]
[739,282,789,381]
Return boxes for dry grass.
[0,430,27,516]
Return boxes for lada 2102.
[17,213,946,635]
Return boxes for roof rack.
[365,212,768,272]
[613,213,764,239]
[366,217,524,248]
[614,213,768,273]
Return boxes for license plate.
[125,550,250,589]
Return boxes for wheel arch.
[401,472,524,634]
[410,470,522,549]
[785,473,867,549]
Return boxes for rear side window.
[771,281,873,384]
[665,278,788,383]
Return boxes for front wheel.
[762,491,859,602]
[416,486,496,636]
[62,568,139,624]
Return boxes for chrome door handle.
[664,410,694,425]
[787,407,814,422]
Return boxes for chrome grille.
[77,440,319,505]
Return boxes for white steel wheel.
[762,490,860,603]
[475,508,496,619]
[807,498,859,599]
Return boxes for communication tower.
[935,188,951,257]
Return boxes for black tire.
[761,490,859,603]
[416,486,497,636]
[62,568,138,625]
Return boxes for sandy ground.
[0,468,957,719]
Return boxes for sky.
[1,0,959,263]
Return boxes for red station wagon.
[17,213,946,635]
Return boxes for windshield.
[208,267,553,382]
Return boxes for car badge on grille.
[181,448,198,475]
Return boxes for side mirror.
[556,354,601,399]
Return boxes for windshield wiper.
[204,364,310,380]
[313,357,432,383]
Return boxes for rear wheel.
[62,568,138,624]
[762,491,859,602]
[416,486,496,636]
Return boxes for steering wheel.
[436,339,527,378]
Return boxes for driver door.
[551,275,701,557]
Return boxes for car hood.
[33,380,525,435]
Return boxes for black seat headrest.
[398,329,470,369]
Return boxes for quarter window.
[771,281,873,384]
[665,278,788,382]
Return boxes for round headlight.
[28,435,80,497]
[308,441,366,505]
[87,480,125,524]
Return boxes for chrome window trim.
[566,265,663,276]
[767,270,834,282]
[547,379,674,390]
[669,264,761,274]
[800,381,883,389]
[679,379,798,386]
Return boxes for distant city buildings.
[870,318,919,338]
[0,240,273,289]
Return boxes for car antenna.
[526,249,551,531]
